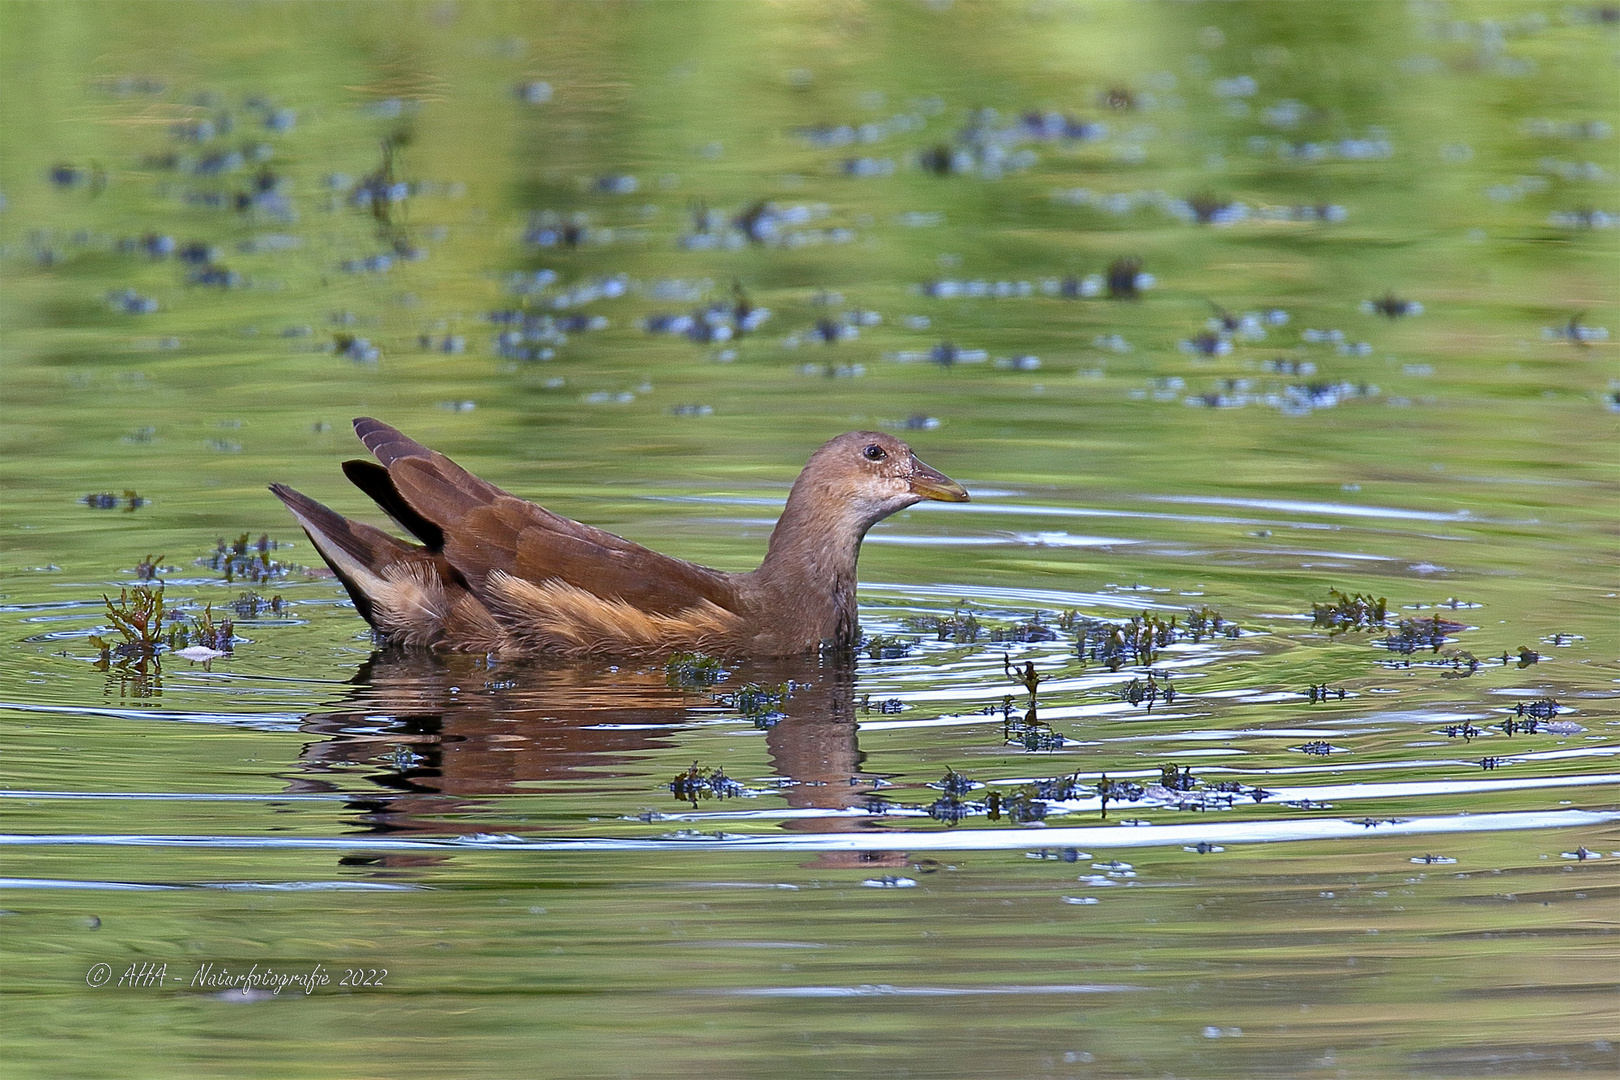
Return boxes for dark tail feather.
[269,482,420,627]
[353,417,433,467]
[341,459,445,551]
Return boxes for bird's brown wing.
[352,418,743,616]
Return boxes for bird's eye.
[863,444,887,461]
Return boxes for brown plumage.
[271,418,969,657]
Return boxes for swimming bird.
[271,418,969,657]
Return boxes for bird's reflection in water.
[289,650,908,868]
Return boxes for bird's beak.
[909,457,970,502]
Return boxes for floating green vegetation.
[668,762,748,805]
[986,772,1089,824]
[1183,605,1239,642]
[1121,672,1175,709]
[1007,719,1065,752]
[925,770,982,826]
[1312,589,1389,633]
[902,606,981,643]
[1002,654,1046,697]
[1381,614,1466,654]
[984,788,1049,824]
[1440,650,1482,678]
[934,767,977,796]
[1095,774,1146,819]
[715,681,794,727]
[665,651,727,688]
[198,533,292,583]
[862,634,915,659]
[999,655,1066,749]
[1076,612,1178,670]
[227,591,285,618]
[1159,763,1197,792]
[167,604,234,653]
[989,612,1059,643]
[90,586,167,668]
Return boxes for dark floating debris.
[1121,672,1175,710]
[669,762,748,805]
[1106,257,1146,300]
[858,694,905,714]
[1297,741,1335,756]
[333,333,380,363]
[107,288,158,314]
[1306,683,1346,703]
[984,788,1049,824]
[83,490,147,512]
[1185,191,1241,225]
[228,591,285,618]
[1515,698,1561,720]
[715,681,795,728]
[1432,648,1478,678]
[1179,330,1232,357]
[1362,291,1423,318]
[1380,612,1470,654]
[1159,763,1196,792]
[1543,315,1609,347]
[1095,775,1146,819]
[1381,614,1467,654]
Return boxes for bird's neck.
[753,482,870,648]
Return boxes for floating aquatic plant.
[903,606,981,643]
[198,533,292,583]
[665,651,727,689]
[228,591,284,618]
[167,604,234,654]
[83,490,147,511]
[1305,683,1346,703]
[1121,672,1175,709]
[716,681,794,727]
[1312,589,1389,633]
[862,634,914,659]
[1075,612,1177,670]
[90,586,167,667]
[1381,614,1465,654]
[669,762,748,805]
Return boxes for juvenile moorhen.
[271,418,969,657]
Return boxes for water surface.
[1,2,1616,1077]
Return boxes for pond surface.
[1,2,1617,1077]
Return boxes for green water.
[1,2,1617,1076]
